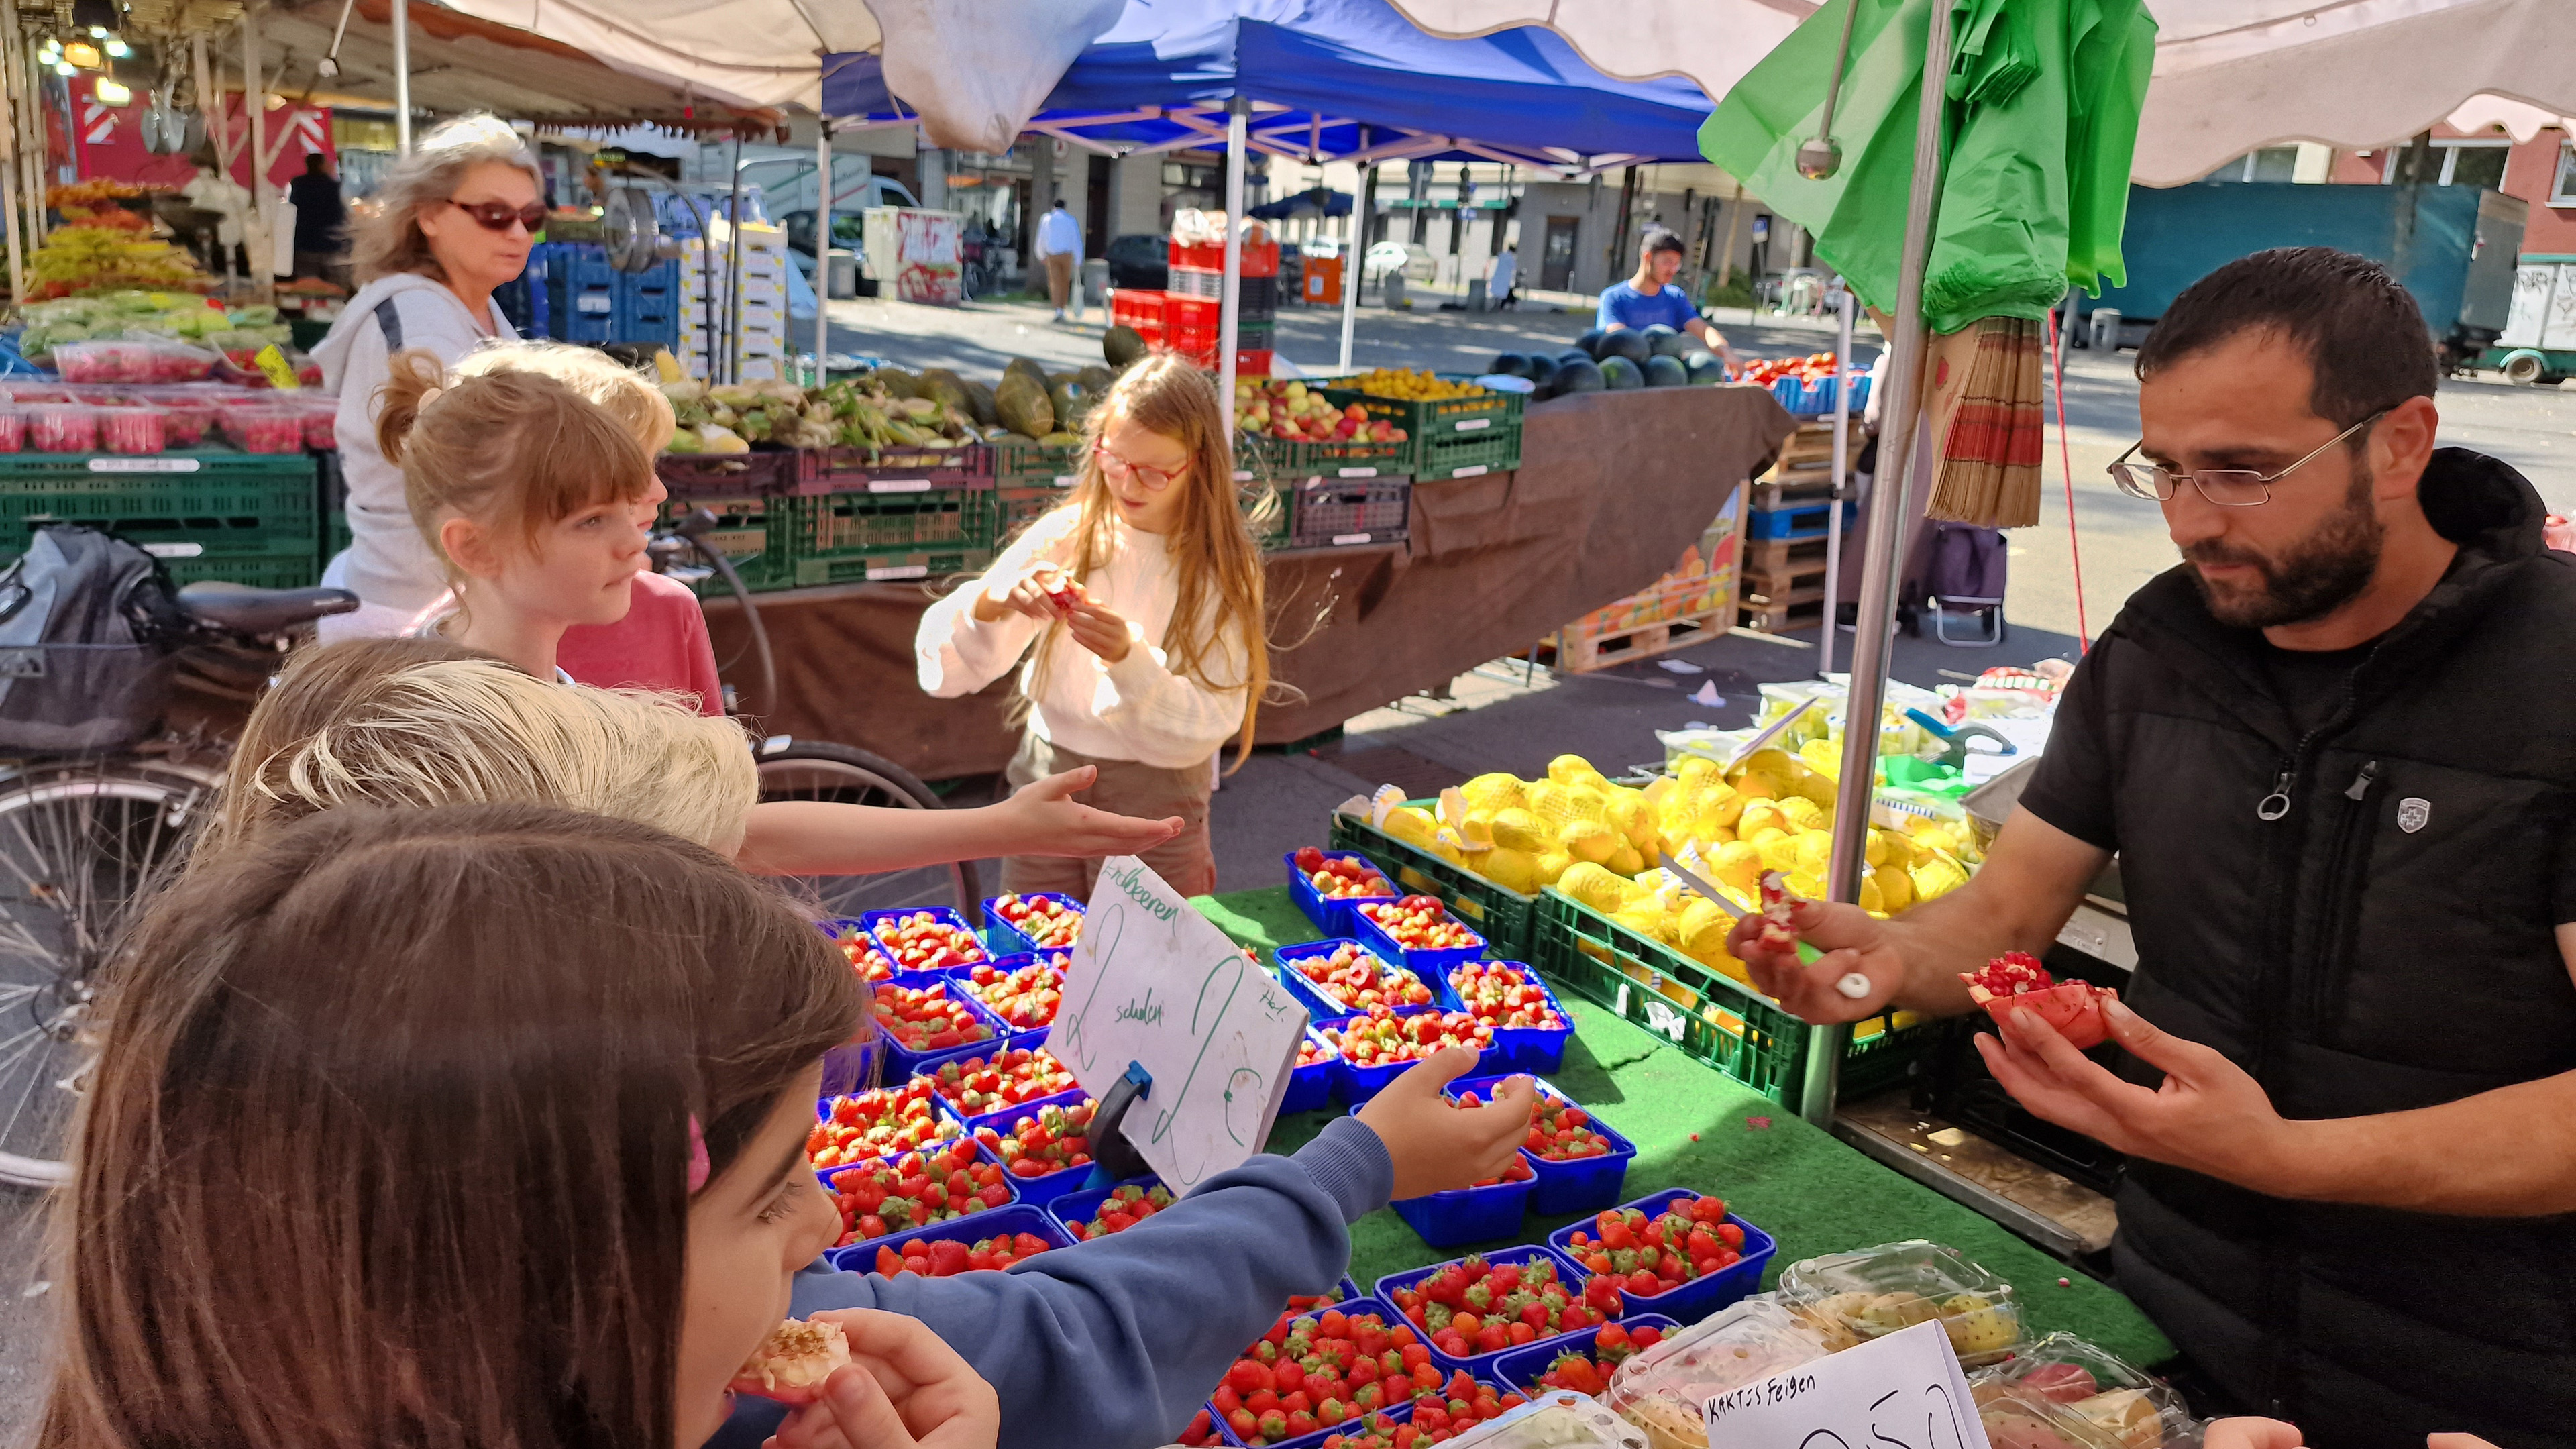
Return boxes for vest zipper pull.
[2258,769,2294,821]
[2344,761,2380,801]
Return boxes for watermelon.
[1642,355,1688,388]
[1598,356,1644,390]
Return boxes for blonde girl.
[916,354,1271,898]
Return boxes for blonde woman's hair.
[455,339,678,454]
[350,113,545,284]
[374,348,657,592]
[207,639,757,860]
[1034,354,1274,771]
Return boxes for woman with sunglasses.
[915,353,1275,898]
[313,115,547,640]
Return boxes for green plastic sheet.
[1699,0,2155,334]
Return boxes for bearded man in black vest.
[1735,246,2576,1449]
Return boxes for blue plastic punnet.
[1440,961,1574,1072]
[817,1154,1016,1265]
[1353,899,1488,979]
[981,891,1086,957]
[1047,1175,1173,1242]
[1272,938,1435,1020]
[855,905,993,973]
[826,1200,1064,1275]
[1374,1244,1595,1378]
[817,916,898,979]
[1485,1313,1682,1395]
[1545,1188,1778,1325]
[1280,1026,1339,1114]
[1283,849,1401,936]
[965,1095,1097,1207]
[919,1046,1085,1137]
[1443,1073,1635,1216]
[873,969,1015,1081]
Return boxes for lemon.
[1746,826,1789,849]
[1564,783,1609,824]
[1605,843,1645,877]
[1548,753,1602,786]
[1560,818,1619,864]
[1911,853,1969,902]
[1739,747,1799,783]
[1757,834,1803,872]
[1558,862,1631,912]
[1794,831,1834,875]
[1733,771,1782,802]
[1534,851,1574,887]
[1737,802,1786,839]
[1489,808,1550,853]
[1858,874,1884,912]
[1676,757,1717,788]
[1382,805,1439,847]
[1787,869,1827,899]
[1478,846,1541,894]
[1713,840,1764,891]
[1461,772,1527,813]
[1615,902,1678,944]
[1774,795,1826,831]
[1527,780,1580,828]
[1872,863,1915,911]
[1676,898,1734,957]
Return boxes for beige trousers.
[1044,252,1076,308]
[1002,732,1217,902]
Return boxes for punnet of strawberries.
[1295,845,1395,900]
[1295,1036,1338,1069]
[1284,941,1438,1012]
[1359,896,1481,953]
[1061,1181,1175,1240]
[1444,961,1565,1031]
[1562,1193,1746,1297]
[927,1046,1077,1118]
[809,1080,960,1171]
[1324,1006,1495,1069]
[965,951,1068,1029]
[1518,1093,1620,1161]
[826,1138,1009,1244]
[1529,1322,1664,1395]
[869,910,988,971]
[991,892,1083,948]
[1182,1302,1525,1448]
[826,922,896,982]
[971,1098,1097,1180]
[871,1229,1055,1277]
[1387,1254,1619,1360]
[872,979,995,1053]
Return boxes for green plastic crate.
[1326,808,1538,962]
[156,537,323,590]
[1317,378,1521,440]
[792,547,986,588]
[0,453,319,559]
[991,437,1083,488]
[997,484,1076,544]
[1531,888,1939,1104]
[1415,428,1523,482]
[799,490,991,555]
[657,494,798,596]
[1236,433,1409,482]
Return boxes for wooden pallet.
[1737,593,1827,634]
[1743,535,1831,574]
[1540,601,1732,673]
[1747,478,1843,512]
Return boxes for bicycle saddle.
[176,581,360,635]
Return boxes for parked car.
[1105,233,1169,290]
[1364,239,1435,283]
[779,176,921,276]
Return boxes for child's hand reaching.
[1356,1046,1538,1199]
[768,1310,997,1449]
[999,766,1185,856]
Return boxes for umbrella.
[1249,188,1354,220]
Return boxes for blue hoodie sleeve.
[707,1114,1394,1449]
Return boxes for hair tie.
[417,384,444,411]
[686,1115,712,1195]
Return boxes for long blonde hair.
[349,113,544,284]
[207,639,757,859]
[1034,354,1273,769]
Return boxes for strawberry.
[1562,1193,1746,1299]
[871,979,996,1053]
[971,1098,1097,1180]
[928,1046,1077,1117]
[1444,961,1566,1032]
[1520,1094,1618,1162]
[1359,896,1481,953]
[873,1228,1056,1277]
[1284,943,1437,1012]
[824,922,898,981]
[1325,1006,1495,1069]
[1205,1305,1419,1446]
[964,951,1069,1029]
[808,1081,959,1172]
[824,1138,1006,1244]
[991,892,1084,948]
[1389,1256,1598,1355]
[1296,848,1395,900]
[1060,1181,1177,1240]
[869,910,988,971]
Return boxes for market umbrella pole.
[1218,97,1248,432]
[814,117,830,376]
[1339,145,1373,374]
[1817,287,1856,679]
[1802,0,1953,1129]
[391,0,412,153]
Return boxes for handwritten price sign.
[1052,857,1311,1191]
[1702,1322,1989,1449]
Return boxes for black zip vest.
[2067,450,2576,1448]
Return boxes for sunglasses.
[446,198,547,234]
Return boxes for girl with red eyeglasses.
[916,353,1277,899]
[313,114,547,642]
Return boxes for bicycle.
[651,508,981,920]
[0,574,359,1188]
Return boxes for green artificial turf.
[1190,885,2173,1366]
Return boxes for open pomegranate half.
[1756,870,1800,953]
[729,1318,851,1405]
[1958,951,2116,1050]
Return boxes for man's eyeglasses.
[447,199,548,235]
[1094,441,1183,491]
[2107,410,2387,507]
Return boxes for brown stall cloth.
[704,386,1798,780]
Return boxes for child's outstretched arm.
[711,1049,1532,1449]
[735,767,1183,877]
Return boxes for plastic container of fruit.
[52,341,153,384]
[981,890,1085,956]
[1283,848,1400,936]
[292,398,337,449]
[859,906,990,972]
[1193,1297,1422,1449]
[1444,961,1574,1073]
[1774,1239,2024,1364]
[918,1043,1085,1136]
[958,949,1067,1046]
[1349,1096,1536,1246]
[223,405,307,453]
[1312,1006,1470,1103]
[1549,1189,1776,1326]
[873,969,1012,1080]
[818,917,900,981]
[1375,1244,1595,1379]
[970,1095,1101,1205]
[28,404,98,453]
[1487,1316,1682,1398]
[138,341,219,383]
[1446,1073,1634,1216]
[0,407,25,453]
[1271,938,1432,1022]
[1354,899,1489,979]
[94,406,166,455]
[1602,1297,1830,1449]
[1440,1391,1651,1449]
[818,1157,1020,1267]
[1047,1175,1177,1242]
[1279,1026,1339,1114]
[833,1201,1071,1277]
[1968,1332,2201,1449]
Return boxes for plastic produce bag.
[1603,1295,1831,1449]
[1970,1333,2202,1449]
[1776,1239,2026,1364]
[1444,1393,1650,1449]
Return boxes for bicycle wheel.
[0,755,220,1189]
[752,737,980,918]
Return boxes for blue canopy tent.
[1250,189,1352,221]
[817,0,1715,394]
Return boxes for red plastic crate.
[1163,237,1279,277]
[1110,289,1169,329]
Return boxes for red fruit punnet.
[729,1319,850,1405]
[1959,951,2118,1049]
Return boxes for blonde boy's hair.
[209,639,757,859]
[454,340,678,453]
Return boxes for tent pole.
[1218,97,1246,433]
[1801,0,1953,1130]
[1817,287,1854,680]
[813,115,830,378]
[243,7,273,302]
[390,0,411,154]
[1340,132,1373,374]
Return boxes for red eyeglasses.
[446,198,547,234]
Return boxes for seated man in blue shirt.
[1598,226,1739,367]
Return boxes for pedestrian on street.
[1036,198,1083,323]
[287,150,347,286]
[1733,247,2576,1449]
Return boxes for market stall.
[695,384,1796,777]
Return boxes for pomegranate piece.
[1958,951,2118,1049]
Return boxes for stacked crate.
[1234,431,1412,552]
[1543,488,1745,672]
[1736,422,1856,635]
[1314,376,1522,481]
[0,449,326,588]
[680,223,792,381]
[652,443,998,596]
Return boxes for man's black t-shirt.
[2261,639,2377,738]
